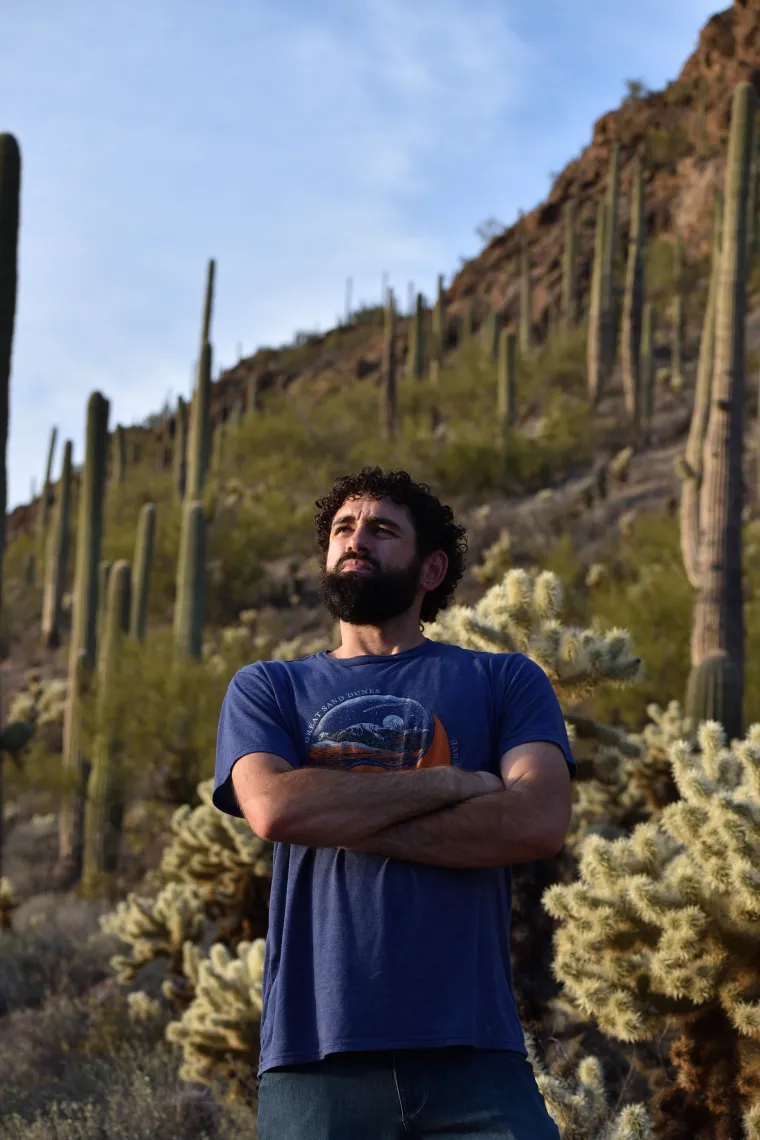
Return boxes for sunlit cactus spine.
[57,390,110,888]
[36,426,58,576]
[41,439,73,648]
[130,503,156,643]
[497,328,517,432]
[686,81,756,743]
[380,288,397,442]
[174,501,206,661]
[173,395,187,503]
[561,197,578,330]
[587,198,608,405]
[620,159,644,425]
[407,292,425,381]
[82,559,131,894]
[519,250,532,355]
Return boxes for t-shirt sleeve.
[496,653,576,778]
[213,663,300,818]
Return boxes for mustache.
[336,553,379,570]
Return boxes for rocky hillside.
[209,0,760,411]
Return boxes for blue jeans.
[257,1047,562,1139]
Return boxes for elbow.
[241,797,284,843]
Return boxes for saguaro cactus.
[41,439,73,648]
[686,81,756,743]
[497,328,517,431]
[380,289,397,442]
[678,192,723,589]
[57,391,110,888]
[82,558,131,893]
[407,292,425,382]
[130,503,156,643]
[96,561,112,651]
[587,199,608,405]
[187,341,212,500]
[174,502,206,661]
[430,273,446,385]
[483,309,501,365]
[0,134,19,886]
[639,302,655,438]
[561,198,578,331]
[602,143,621,372]
[519,251,532,355]
[620,160,644,425]
[173,395,188,503]
[36,426,58,576]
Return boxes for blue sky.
[3,0,719,510]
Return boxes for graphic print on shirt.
[307,694,452,770]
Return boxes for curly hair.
[314,467,467,623]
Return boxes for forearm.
[342,781,562,868]
[256,766,482,847]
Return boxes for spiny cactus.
[187,341,212,501]
[173,394,187,503]
[671,234,685,390]
[112,424,126,483]
[482,308,501,365]
[524,1032,653,1139]
[687,81,755,743]
[562,198,579,331]
[82,558,131,893]
[100,880,207,982]
[165,938,265,1100]
[677,191,723,589]
[497,327,517,432]
[543,719,760,1139]
[130,502,156,642]
[587,199,608,406]
[519,249,532,355]
[174,501,206,661]
[0,134,19,621]
[407,291,425,381]
[639,302,655,437]
[430,273,446,383]
[602,142,621,374]
[380,288,397,442]
[57,390,110,888]
[41,438,72,648]
[36,426,57,577]
[95,560,112,651]
[620,160,644,425]
[427,567,643,704]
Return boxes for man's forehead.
[333,495,410,524]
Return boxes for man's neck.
[329,619,425,659]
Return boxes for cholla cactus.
[99,880,206,982]
[427,568,643,703]
[524,1033,652,1139]
[165,938,266,1100]
[473,529,512,585]
[543,720,760,1136]
[126,989,164,1025]
[159,778,272,910]
[271,633,333,661]
[585,563,607,588]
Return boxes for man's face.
[318,495,426,625]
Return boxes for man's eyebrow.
[332,513,403,532]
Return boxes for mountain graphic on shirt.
[308,694,451,770]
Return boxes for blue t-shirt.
[213,638,575,1075]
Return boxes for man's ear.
[420,551,448,591]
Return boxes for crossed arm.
[232,741,572,870]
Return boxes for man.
[214,466,574,1140]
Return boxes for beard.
[318,552,424,626]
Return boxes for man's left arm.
[341,741,573,869]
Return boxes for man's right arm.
[232,752,502,848]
